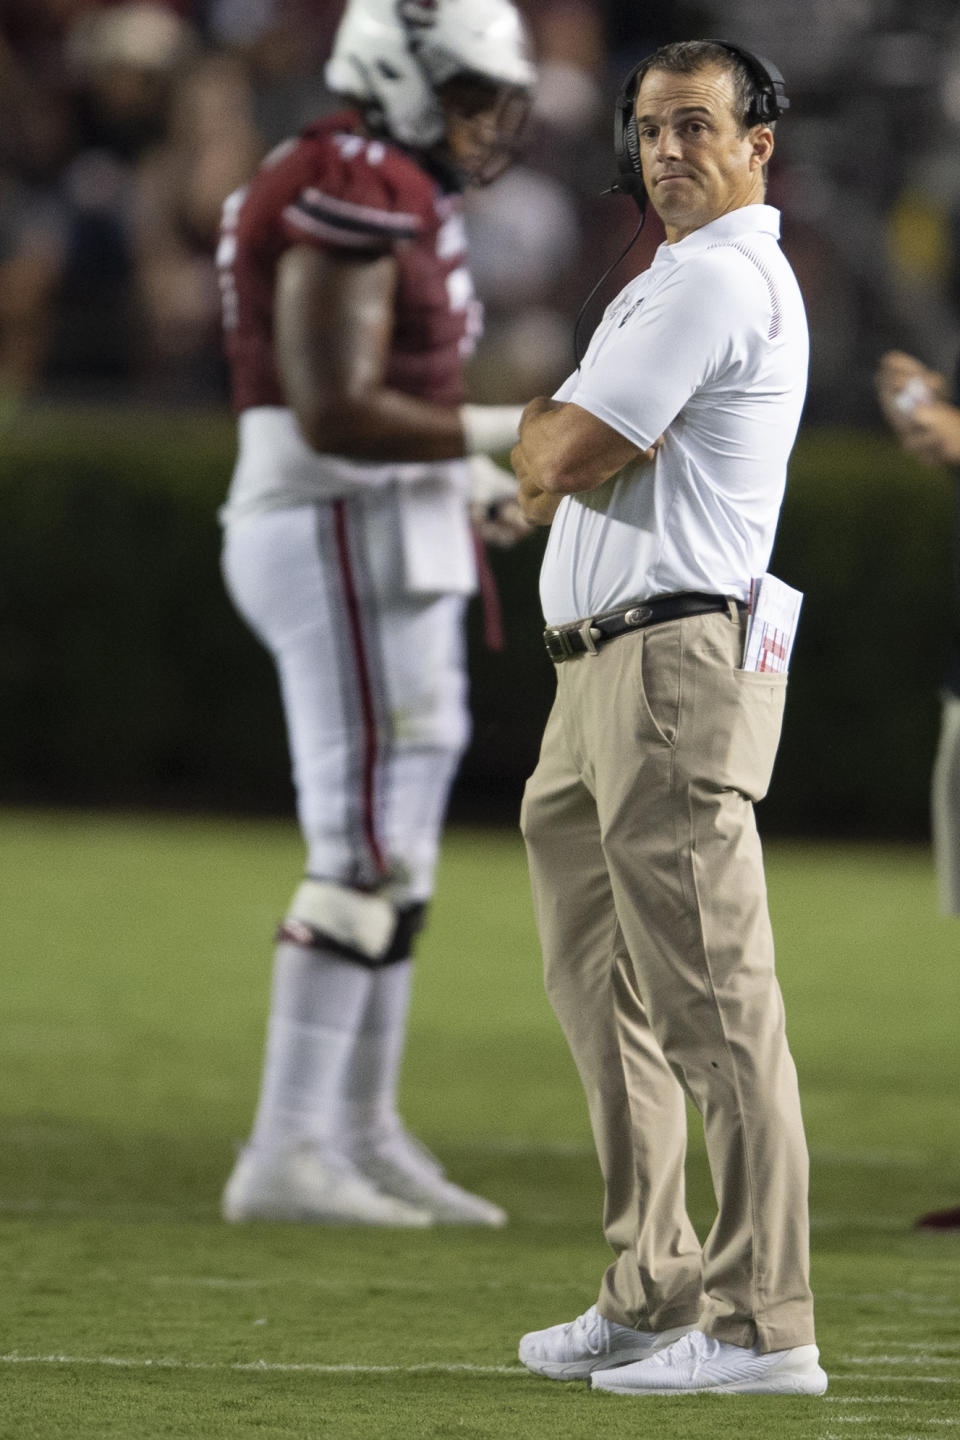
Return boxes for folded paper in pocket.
[742,573,803,674]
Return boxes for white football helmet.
[326,0,535,152]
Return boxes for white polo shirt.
[539,205,808,625]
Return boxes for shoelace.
[573,1307,607,1356]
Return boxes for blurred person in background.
[203,0,342,142]
[0,0,258,403]
[132,50,264,399]
[62,2,225,397]
[0,161,68,422]
[5,1,203,398]
[216,0,536,1228]
[876,347,960,1233]
[65,2,198,163]
[0,5,85,412]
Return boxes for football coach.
[511,40,827,1398]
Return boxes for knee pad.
[275,879,427,967]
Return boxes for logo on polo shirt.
[617,297,645,327]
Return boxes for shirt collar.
[654,204,781,267]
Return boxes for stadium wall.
[0,409,950,836]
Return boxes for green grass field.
[1,808,958,1439]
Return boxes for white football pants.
[222,498,471,905]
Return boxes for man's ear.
[751,125,775,168]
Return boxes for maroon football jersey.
[217,110,481,414]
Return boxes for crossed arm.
[511,396,658,525]
[277,245,659,524]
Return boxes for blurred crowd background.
[3,0,960,832]
[3,0,960,427]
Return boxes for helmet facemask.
[434,73,531,186]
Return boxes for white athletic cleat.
[590,1328,828,1395]
[351,1129,508,1227]
[518,1304,694,1380]
[221,1144,433,1226]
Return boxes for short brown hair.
[638,41,771,136]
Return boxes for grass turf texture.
[1,809,958,1439]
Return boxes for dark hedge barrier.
[0,407,951,835]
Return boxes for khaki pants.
[521,608,815,1352]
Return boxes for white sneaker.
[221,1145,433,1226]
[518,1305,694,1380]
[351,1129,507,1227]
[590,1328,828,1395]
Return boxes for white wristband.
[460,403,524,456]
[467,454,519,509]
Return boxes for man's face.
[635,63,772,242]
[438,75,530,186]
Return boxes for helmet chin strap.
[422,139,518,192]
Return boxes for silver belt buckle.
[544,626,576,663]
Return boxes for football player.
[217,0,536,1225]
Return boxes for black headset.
[611,40,790,213]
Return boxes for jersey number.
[216,185,247,334]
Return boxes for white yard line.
[819,1293,960,1307]
[823,1422,960,1429]
[812,1432,924,1440]
[2,1353,957,1386]
[830,1375,956,1386]
[826,1398,951,1406]
[0,1353,527,1376]
[840,1357,958,1367]
[853,1343,960,1354]
[0,1199,926,1234]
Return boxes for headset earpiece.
[696,39,789,128]
[609,57,649,211]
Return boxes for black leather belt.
[543,592,745,664]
